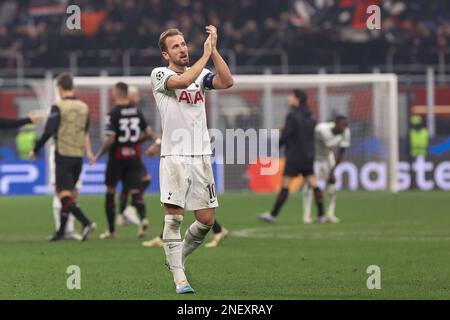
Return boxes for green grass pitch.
[0,191,449,300]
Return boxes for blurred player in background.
[303,116,350,223]
[92,82,154,239]
[151,25,233,294]
[48,143,82,240]
[30,72,96,241]
[116,85,154,227]
[258,89,325,223]
[0,113,41,129]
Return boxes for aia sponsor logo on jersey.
[178,90,204,105]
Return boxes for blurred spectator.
[0,0,449,72]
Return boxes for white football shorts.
[159,155,218,211]
[314,152,336,181]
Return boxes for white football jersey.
[315,122,351,160]
[151,67,213,156]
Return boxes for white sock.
[182,220,211,263]
[53,195,76,233]
[303,185,313,220]
[162,214,186,286]
[326,184,337,217]
[52,195,61,231]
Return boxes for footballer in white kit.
[150,26,233,294]
[303,116,350,223]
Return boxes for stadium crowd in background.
[0,0,449,71]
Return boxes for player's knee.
[120,191,128,201]
[313,187,323,200]
[105,192,115,208]
[164,203,184,214]
[195,211,215,227]
[131,193,144,205]
[60,196,75,213]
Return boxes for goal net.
[1,73,398,194]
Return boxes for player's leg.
[305,174,325,223]
[182,208,214,263]
[130,188,148,237]
[118,187,129,217]
[160,156,192,293]
[50,159,94,241]
[325,183,339,222]
[53,189,78,238]
[52,194,61,231]
[324,156,339,223]
[68,162,95,240]
[302,184,313,224]
[303,161,323,224]
[102,160,120,238]
[102,185,117,238]
[205,219,229,248]
[163,204,192,293]
[182,156,218,256]
[126,163,149,237]
[64,189,82,240]
[258,175,295,223]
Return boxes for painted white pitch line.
[231,228,450,242]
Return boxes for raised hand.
[203,34,212,57]
[205,25,217,51]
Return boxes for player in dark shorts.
[258,89,325,223]
[117,161,152,227]
[116,86,155,227]
[92,82,155,239]
[30,72,96,241]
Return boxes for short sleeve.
[340,128,351,148]
[151,67,176,93]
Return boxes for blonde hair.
[128,85,139,97]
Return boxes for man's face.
[335,119,348,134]
[287,94,299,108]
[112,87,118,101]
[162,35,190,67]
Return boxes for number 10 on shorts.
[207,183,216,203]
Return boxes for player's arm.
[328,147,346,184]
[91,112,116,164]
[166,35,213,90]
[93,133,115,161]
[329,130,350,183]
[84,114,95,162]
[207,25,234,90]
[146,132,162,156]
[29,106,60,159]
[279,113,295,147]
[0,112,41,129]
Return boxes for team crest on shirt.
[156,71,164,81]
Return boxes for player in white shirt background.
[150,26,233,294]
[303,116,350,224]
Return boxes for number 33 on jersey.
[105,104,149,160]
